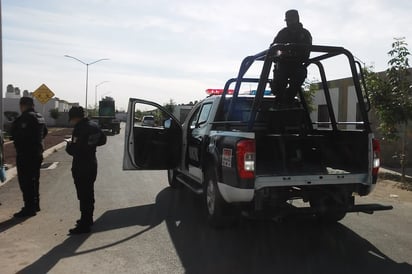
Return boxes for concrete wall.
[53,112,71,127]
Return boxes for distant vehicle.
[141,115,155,127]
[91,98,121,134]
[123,44,393,227]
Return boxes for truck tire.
[167,169,182,189]
[204,169,232,228]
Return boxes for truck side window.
[197,103,212,126]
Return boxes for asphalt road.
[1,128,412,274]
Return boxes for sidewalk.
[379,167,412,178]
[379,167,412,191]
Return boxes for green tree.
[163,99,176,114]
[134,109,143,121]
[302,78,318,113]
[365,37,412,181]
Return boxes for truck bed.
[255,130,369,176]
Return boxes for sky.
[3,0,412,110]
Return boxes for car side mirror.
[164,119,172,129]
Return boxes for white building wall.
[58,101,70,112]
[310,87,340,129]
[346,85,358,130]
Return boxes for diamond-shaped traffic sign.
[32,84,55,104]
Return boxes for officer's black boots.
[13,207,36,218]
[69,219,91,234]
[76,219,94,226]
[69,225,91,234]
[69,215,93,234]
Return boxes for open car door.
[123,98,182,170]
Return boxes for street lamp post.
[95,81,110,109]
[64,55,108,113]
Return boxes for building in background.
[3,84,79,129]
[173,104,194,122]
[311,71,412,167]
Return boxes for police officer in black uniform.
[66,106,106,234]
[271,9,312,105]
[11,97,48,218]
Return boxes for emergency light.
[250,90,272,96]
[206,89,273,96]
[205,89,234,95]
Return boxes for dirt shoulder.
[3,127,73,167]
[369,179,412,204]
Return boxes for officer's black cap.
[20,97,34,106]
[68,106,85,121]
[285,9,299,22]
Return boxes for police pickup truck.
[123,44,392,227]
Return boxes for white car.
[141,115,155,127]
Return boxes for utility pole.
[64,55,108,114]
[0,1,3,131]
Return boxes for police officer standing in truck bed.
[66,106,106,234]
[271,9,312,105]
[11,97,48,218]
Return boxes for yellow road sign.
[32,84,55,104]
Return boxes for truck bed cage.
[222,44,371,133]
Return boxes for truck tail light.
[372,138,380,176]
[237,139,255,179]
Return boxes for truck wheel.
[167,169,182,189]
[204,169,232,228]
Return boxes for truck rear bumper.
[243,203,393,219]
[217,182,254,203]
[218,173,375,204]
[255,173,371,190]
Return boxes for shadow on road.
[0,217,27,234]
[18,204,161,274]
[19,187,412,274]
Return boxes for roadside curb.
[379,167,412,179]
[0,141,66,187]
